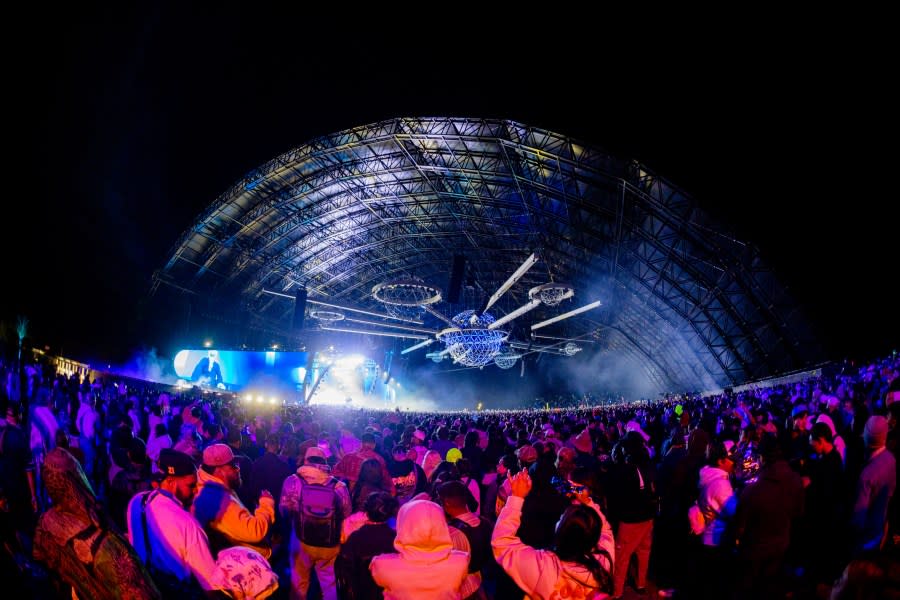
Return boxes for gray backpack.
[295,477,341,547]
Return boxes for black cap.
[158,449,196,477]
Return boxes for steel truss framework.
[152,117,818,392]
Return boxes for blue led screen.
[173,349,308,390]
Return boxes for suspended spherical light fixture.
[493,348,521,369]
[437,310,506,368]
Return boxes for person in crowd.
[352,458,393,513]
[109,437,153,532]
[734,433,805,598]
[491,470,615,599]
[803,421,849,588]
[333,432,394,494]
[494,453,519,516]
[369,498,469,599]
[607,431,657,598]
[126,448,220,596]
[55,428,85,468]
[1,394,38,516]
[75,393,99,484]
[571,427,599,473]
[653,426,693,597]
[174,422,203,464]
[438,480,493,600]
[688,439,738,599]
[146,422,172,474]
[422,449,443,481]
[280,446,352,600]
[148,404,166,442]
[518,442,569,551]
[478,458,499,524]
[555,446,578,484]
[126,398,142,439]
[460,431,484,479]
[388,444,426,505]
[456,457,481,515]
[431,426,457,460]
[568,465,615,557]
[816,413,847,465]
[33,447,161,600]
[248,434,292,508]
[851,415,896,554]
[336,491,399,600]
[829,548,900,600]
[515,444,538,472]
[224,424,256,507]
[192,443,275,558]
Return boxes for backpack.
[688,501,717,536]
[295,476,342,547]
[449,515,494,573]
[687,502,706,535]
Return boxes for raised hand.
[510,470,532,498]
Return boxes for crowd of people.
[1,352,899,599]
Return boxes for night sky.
[4,8,896,372]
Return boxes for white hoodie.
[698,465,737,547]
[370,499,468,600]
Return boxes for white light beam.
[487,299,541,330]
[483,253,538,312]
[401,339,435,355]
[530,300,602,331]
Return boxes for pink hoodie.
[370,499,468,599]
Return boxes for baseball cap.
[305,446,327,462]
[202,443,236,468]
[158,449,197,478]
[516,445,538,464]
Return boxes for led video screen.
[173,349,308,390]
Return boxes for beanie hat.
[445,447,463,463]
[863,415,889,449]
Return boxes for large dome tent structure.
[152,117,819,395]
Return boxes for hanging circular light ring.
[310,309,345,323]
[384,303,424,320]
[529,282,575,307]
[372,278,442,306]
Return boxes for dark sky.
[4,8,896,370]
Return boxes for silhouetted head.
[554,503,603,578]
